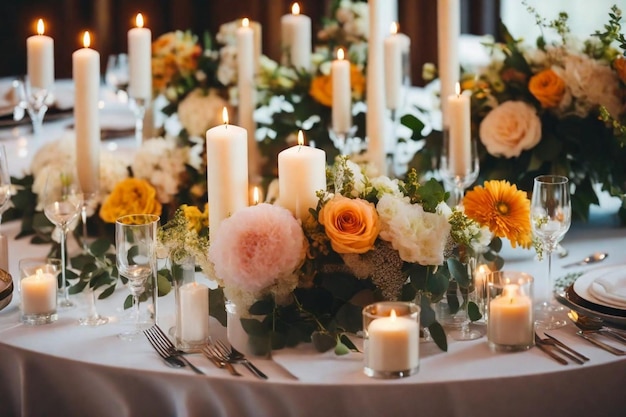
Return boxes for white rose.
[479,101,542,158]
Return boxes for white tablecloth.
[0,84,625,417]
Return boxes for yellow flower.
[528,69,566,108]
[182,204,208,234]
[318,195,380,254]
[99,178,162,223]
[309,74,332,107]
[463,180,532,249]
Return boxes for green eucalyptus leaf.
[419,299,437,327]
[428,321,448,352]
[68,280,87,295]
[311,330,336,353]
[339,334,359,352]
[247,334,271,356]
[467,301,482,321]
[209,288,227,326]
[89,238,112,257]
[249,298,275,315]
[65,269,79,280]
[98,285,116,299]
[157,273,172,296]
[123,294,133,309]
[241,317,269,336]
[447,258,469,287]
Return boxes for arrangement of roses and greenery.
[207,157,532,355]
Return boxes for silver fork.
[143,325,205,375]
[202,343,242,376]
[214,339,268,379]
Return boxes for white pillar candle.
[488,284,533,346]
[21,269,56,315]
[73,31,100,195]
[237,18,260,183]
[367,310,419,372]
[280,2,311,70]
[437,0,461,130]
[27,19,54,90]
[178,281,210,342]
[366,0,387,174]
[278,131,326,220]
[447,83,471,176]
[128,13,152,100]
[384,22,410,111]
[331,48,352,135]
[206,108,249,243]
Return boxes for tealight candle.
[128,13,152,100]
[281,2,311,70]
[27,18,54,90]
[21,269,57,325]
[178,281,210,344]
[447,83,471,176]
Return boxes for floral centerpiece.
[463,6,626,223]
[207,158,532,354]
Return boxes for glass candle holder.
[362,301,420,379]
[19,263,58,325]
[173,257,210,352]
[487,271,534,352]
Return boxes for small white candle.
[128,13,152,100]
[73,31,100,195]
[278,130,326,220]
[438,0,461,129]
[331,48,352,135]
[206,107,249,243]
[281,2,312,70]
[488,284,533,346]
[474,264,491,290]
[367,309,419,372]
[384,22,410,111]
[27,19,54,90]
[237,18,260,182]
[447,83,471,176]
[21,269,56,315]
[178,281,210,342]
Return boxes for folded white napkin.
[589,270,626,309]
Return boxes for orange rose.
[99,178,162,223]
[614,57,626,84]
[309,74,332,107]
[318,195,380,254]
[528,69,566,108]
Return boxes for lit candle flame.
[242,17,249,28]
[83,31,91,48]
[222,107,229,125]
[136,13,144,28]
[390,22,398,35]
[297,130,304,146]
[455,82,461,96]
[390,309,397,319]
[292,2,300,15]
[37,19,45,35]
[253,187,260,205]
[337,48,345,61]
[36,268,44,279]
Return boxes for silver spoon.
[562,252,608,268]
[567,310,626,342]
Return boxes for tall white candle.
[73,31,100,195]
[278,131,326,220]
[206,108,249,243]
[128,13,152,100]
[488,284,533,346]
[384,22,410,111]
[178,281,210,342]
[21,269,56,315]
[437,0,461,130]
[447,83,471,176]
[27,19,55,90]
[280,2,311,70]
[237,18,260,183]
[331,48,352,135]
[366,0,387,174]
[367,310,419,372]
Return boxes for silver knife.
[576,331,626,356]
[544,333,589,362]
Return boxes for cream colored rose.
[479,101,541,158]
[177,88,229,137]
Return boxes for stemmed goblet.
[13,76,54,138]
[105,53,129,102]
[439,137,480,208]
[42,168,83,309]
[116,214,159,341]
[531,175,571,330]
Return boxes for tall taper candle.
[206,108,249,243]
[27,19,54,90]
[237,18,260,183]
[73,31,100,194]
[384,22,410,111]
[437,0,460,130]
[128,13,152,100]
[331,48,351,135]
[366,0,387,174]
[281,2,311,70]
[447,83,471,176]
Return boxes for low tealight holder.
[362,301,420,379]
[19,266,58,325]
[487,271,534,352]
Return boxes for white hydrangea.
[370,176,402,199]
[217,45,238,87]
[99,150,130,200]
[376,195,451,266]
[177,88,229,137]
[30,134,74,178]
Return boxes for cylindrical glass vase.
[173,257,209,352]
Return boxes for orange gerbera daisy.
[463,180,532,248]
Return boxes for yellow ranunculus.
[528,69,566,108]
[309,74,332,107]
[182,204,208,234]
[318,195,380,254]
[99,178,162,223]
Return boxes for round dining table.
[0,80,625,417]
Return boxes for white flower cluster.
[316,0,369,65]
[176,88,229,137]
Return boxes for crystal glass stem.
[58,225,74,308]
[131,97,146,147]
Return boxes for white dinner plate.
[573,265,626,312]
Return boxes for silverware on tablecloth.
[143,325,206,375]
[575,331,626,356]
[202,344,242,377]
[534,333,584,365]
[567,310,626,343]
[562,252,608,268]
[543,333,589,363]
[209,339,268,379]
[534,333,567,365]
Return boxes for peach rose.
[318,195,380,254]
[528,69,566,108]
[99,178,162,223]
[479,101,542,158]
[309,74,332,107]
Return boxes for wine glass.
[439,137,479,207]
[13,76,54,138]
[115,214,159,341]
[531,175,571,330]
[105,54,129,102]
[42,168,83,309]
